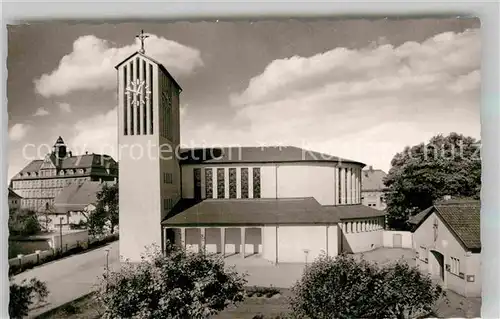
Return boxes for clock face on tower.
[125,79,151,106]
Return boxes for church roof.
[179,146,365,166]
[361,168,387,191]
[53,180,115,214]
[412,200,480,252]
[322,204,386,219]
[115,51,182,92]
[161,197,341,226]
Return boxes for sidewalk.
[13,241,120,318]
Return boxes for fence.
[9,233,119,275]
[48,229,89,252]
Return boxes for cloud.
[231,29,479,107]
[63,28,481,173]
[59,102,72,113]
[9,123,30,141]
[34,34,204,97]
[185,28,481,172]
[33,107,49,116]
[67,107,118,158]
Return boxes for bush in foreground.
[289,254,443,319]
[9,277,49,319]
[97,243,247,319]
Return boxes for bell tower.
[116,31,182,262]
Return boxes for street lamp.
[105,247,110,292]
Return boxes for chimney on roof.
[85,151,88,155]
[369,165,373,171]
[68,151,73,157]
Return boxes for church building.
[117,32,387,263]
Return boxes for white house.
[117,38,387,263]
[411,200,481,297]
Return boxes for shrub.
[97,243,247,318]
[289,254,443,319]
[9,277,49,319]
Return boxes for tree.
[384,133,481,230]
[289,254,443,319]
[9,277,49,319]
[9,209,41,237]
[97,243,247,319]
[87,183,119,236]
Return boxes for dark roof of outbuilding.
[361,169,388,191]
[412,200,480,252]
[322,204,387,219]
[8,188,22,199]
[161,197,341,226]
[178,146,365,166]
[53,181,115,214]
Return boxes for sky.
[7,18,481,180]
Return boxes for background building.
[8,188,22,211]
[10,137,118,212]
[361,166,388,210]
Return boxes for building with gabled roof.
[8,188,22,211]
[361,166,388,210]
[10,136,118,212]
[412,199,481,297]
[117,33,387,263]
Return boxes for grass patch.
[35,287,291,319]
[35,293,102,319]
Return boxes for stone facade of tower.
[116,51,182,262]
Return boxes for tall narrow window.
[149,64,154,135]
[344,168,348,204]
[136,58,141,135]
[241,168,249,198]
[130,61,135,136]
[253,167,261,198]
[123,66,128,135]
[205,168,213,198]
[142,60,147,135]
[217,168,225,199]
[338,168,341,204]
[229,168,237,198]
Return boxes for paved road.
[13,241,120,318]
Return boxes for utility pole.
[59,217,64,253]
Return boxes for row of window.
[21,198,54,211]
[19,188,63,199]
[13,177,89,190]
[337,167,361,205]
[17,168,91,179]
[202,167,261,199]
[342,218,384,233]
[163,172,173,184]
[123,58,154,136]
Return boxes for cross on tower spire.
[136,29,149,54]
